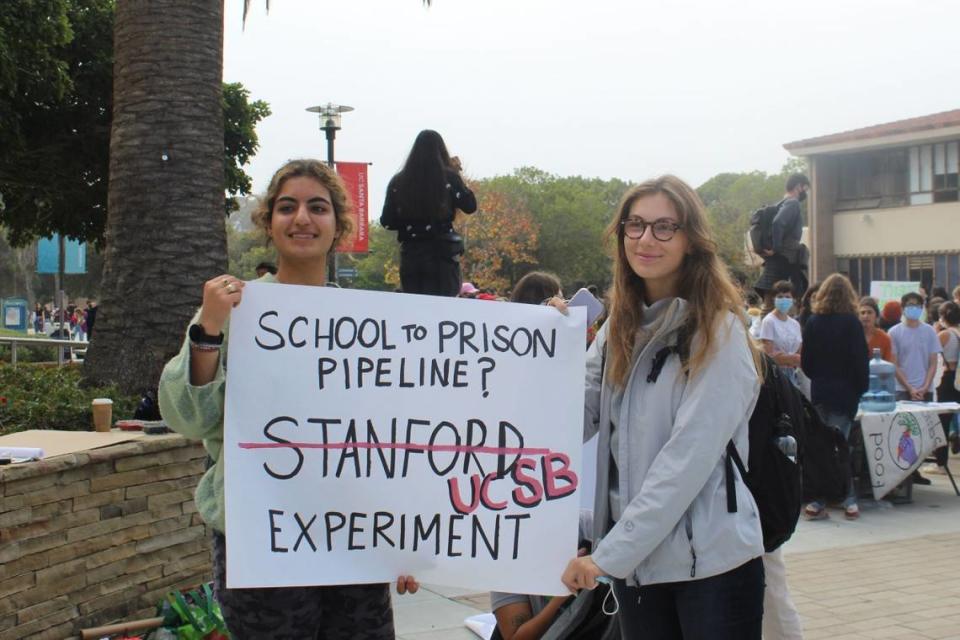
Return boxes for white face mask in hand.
[594,576,620,615]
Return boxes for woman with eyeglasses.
[553,175,765,639]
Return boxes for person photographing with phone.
[381,130,477,297]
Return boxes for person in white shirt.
[759,280,803,387]
[758,281,806,638]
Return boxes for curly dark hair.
[251,159,354,246]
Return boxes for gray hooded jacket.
[585,298,764,586]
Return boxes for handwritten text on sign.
[861,406,949,500]
[223,283,586,594]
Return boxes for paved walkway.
[393,454,960,639]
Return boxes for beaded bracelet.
[189,341,221,353]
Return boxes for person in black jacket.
[800,273,869,520]
[754,173,810,312]
[381,130,477,296]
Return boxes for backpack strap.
[601,340,607,386]
[644,328,750,517]
[646,326,690,384]
[725,440,748,513]
[765,356,784,421]
[726,353,777,514]
[647,345,676,383]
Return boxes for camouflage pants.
[211,531,396,640]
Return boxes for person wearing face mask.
[889,291,943,486]
[754,174,810,313]
[889,291,942,403]
[759,280,803,387]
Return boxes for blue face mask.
[774,298,794,314]
[903,305,923,321]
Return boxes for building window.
[910,142,959,204]
[934,142,959,202]
[907,255,934,289]
[836,149,909,210]
[843,254,960,296]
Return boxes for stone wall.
[0,434,211,640]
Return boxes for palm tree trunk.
[83,0,226,394]
[15,245,37,304]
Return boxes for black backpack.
[646,344,805,552]
[798,398,851,505]
[725,353,804,552]
[748,200,783,255]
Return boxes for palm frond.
[242,1,270,28]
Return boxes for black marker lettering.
[262,416,303,480]
[325,512,346,551]
[256,311,284,350]
[373,511,395,548]
[505,514,530,559]
[288,316,308,348]
[269,509,287,552]
[293,512,317,551]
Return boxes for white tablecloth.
[858,402,960,500]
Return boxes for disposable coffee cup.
[92,398,113,432]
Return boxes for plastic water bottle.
[863,348,896,412]
[776,434,798,463]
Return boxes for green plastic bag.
[153,583,230,640]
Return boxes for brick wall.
[0,435,211,640]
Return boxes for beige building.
[785,109,960,294]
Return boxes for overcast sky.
[224,0,959,215]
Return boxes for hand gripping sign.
[224,283,586,595]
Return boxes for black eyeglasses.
[620,218,684,241]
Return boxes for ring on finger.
[226,283,237,294]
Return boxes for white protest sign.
[860,404,952,499]
[869,281,921,311]
[223,283,586,595]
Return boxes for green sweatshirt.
[157,273,275,533]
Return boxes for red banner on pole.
[335,161,369,254]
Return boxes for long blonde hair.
[604,175,760,387]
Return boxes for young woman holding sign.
[158,159,417,640]
[552,175,765,639]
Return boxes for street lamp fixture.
[306,102,354,166]
[306,102,354,285]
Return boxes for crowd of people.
[30,299,97,341]
[749,280,960,489]
[153,134,958,640]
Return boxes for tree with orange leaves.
[458,184,539,293]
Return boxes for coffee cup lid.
[92,398,113,405]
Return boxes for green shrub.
[0,342,61,363]
[0,365,140,435]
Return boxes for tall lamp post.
[306,102,354,284]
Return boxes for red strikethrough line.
[237,442,552,456]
